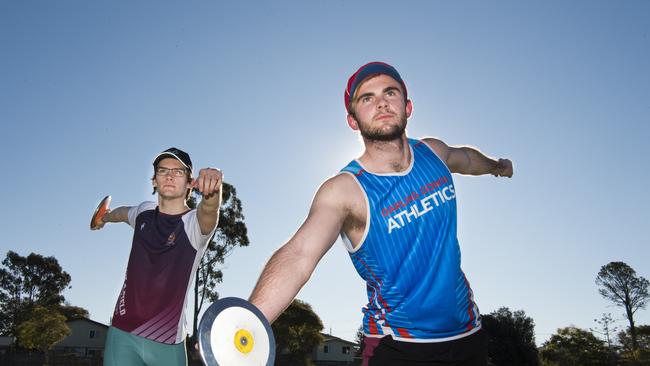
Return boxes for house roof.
[320,333,357,346]
[66,318,109,329]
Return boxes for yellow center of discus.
[234,329,254,354]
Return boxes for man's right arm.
[249,175,351,323]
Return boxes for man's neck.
[157,196,190,215]
[358,135,411,173]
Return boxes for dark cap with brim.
[153,147,193,173]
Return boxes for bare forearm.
[249,244,313,323]
[195,168,223,234]
[197,189,222,235]
[199,189,222,215]
[460,147,500,175]
[103,206,130,224]
[249,175,347,323]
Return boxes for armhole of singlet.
[416,138,454,177]
[337,171,370,254]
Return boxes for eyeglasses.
[155,167,188,177]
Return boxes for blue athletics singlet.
[339,138,481,342]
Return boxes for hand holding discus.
[90,195,111,230]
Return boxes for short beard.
[358,117,407,142]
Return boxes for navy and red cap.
[344,61,408,113]
[153,147,193,173]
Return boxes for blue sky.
[1,0,648,345]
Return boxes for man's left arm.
[194,168,223,235]
[424,137,513,177]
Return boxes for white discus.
[198,297,275,366]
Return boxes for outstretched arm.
[93,206,130,230]
[249,176,348,323]
[194,168,223,235]
[424,137,513,177]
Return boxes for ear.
[347,114,359,131]
[151,177,157,188]
[405,99,413,118]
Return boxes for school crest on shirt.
[166,232,176,246]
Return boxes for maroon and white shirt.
[111,201,214,344]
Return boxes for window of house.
[323,345,329,353]
[89,330,96,339]
[342,346,350,354]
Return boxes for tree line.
[481,261,649,365]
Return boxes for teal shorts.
[104,326,187,366]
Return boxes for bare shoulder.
[325,172,360,190]
[421,136,451,161]
[314,173,362,209]
[310,173,366,242]
[293,173,362,244]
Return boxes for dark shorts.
[362,329,488,366]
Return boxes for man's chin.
[360,128,406,142]
[158,192,184,200]
[367,135,402,142]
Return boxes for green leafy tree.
[482,307,539,366]
[17,306,70,365]
[272,299,324,366]
[0,251,73,337]
[186,183,249,356]
[618,324,650,363]
[596,261,649,353]
[56,303,90,321]
[539,326,609,366]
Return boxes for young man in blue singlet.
[93,147,223,366]
[249,62,513,365]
